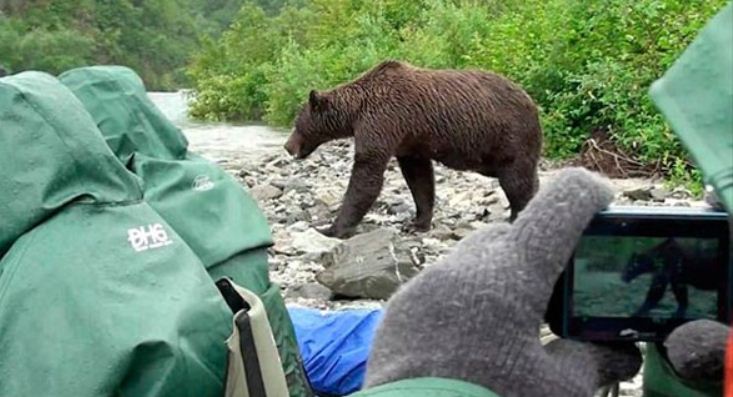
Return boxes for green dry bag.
[645,3,732,396]
[649,2,733,212]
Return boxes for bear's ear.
[309,90,328,111]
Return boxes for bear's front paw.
[404,220,431,234]
[317,225,352,239]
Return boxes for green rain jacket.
[0,72,233,396]
[59,66,312,397]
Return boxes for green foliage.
[0,0,245,90]
[189,0,727,186]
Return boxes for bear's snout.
[284,133,302,158]
[284,141,297,157]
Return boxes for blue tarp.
[288,307,384,396]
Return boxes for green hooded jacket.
[0,72,233,396]
[59,65,312,397]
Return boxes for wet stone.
[670,187,693,199]
[623,187,654,202]
[316,229,420,300]
[287,282,333,301]
[386,200,412,215]
[290,228,341,257]
[278,178,311,193]
[250,183,283,201]
[451,223,475,240]
[286,210,312,225]
[649,187,669,202]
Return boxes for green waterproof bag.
[0,72,233,396]
[649,2,733,212]
[59,65,312,397]
[644,3,731,397]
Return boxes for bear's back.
[355,61,536,123]
[351,61,541,164]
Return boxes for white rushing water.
[147,91,289,165]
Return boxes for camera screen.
[573,236,721,320]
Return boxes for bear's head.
[284,90,351,159]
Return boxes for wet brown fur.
[284,60,543,238]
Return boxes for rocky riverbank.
[199,139,697,306]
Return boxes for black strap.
[215,278,266,397]
[216,278,251,314]
[236,311,267,397]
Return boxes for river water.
[148,91,288,167]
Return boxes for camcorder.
[547,205,731,342]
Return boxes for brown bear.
[284,60,543,238]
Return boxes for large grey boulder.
[316,229,420,300]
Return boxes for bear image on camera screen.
[284,60,543,238]
[622,237,722,318]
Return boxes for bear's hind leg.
[496,162,539,221]
[398,156,435,232]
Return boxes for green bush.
[188,0,729,188]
